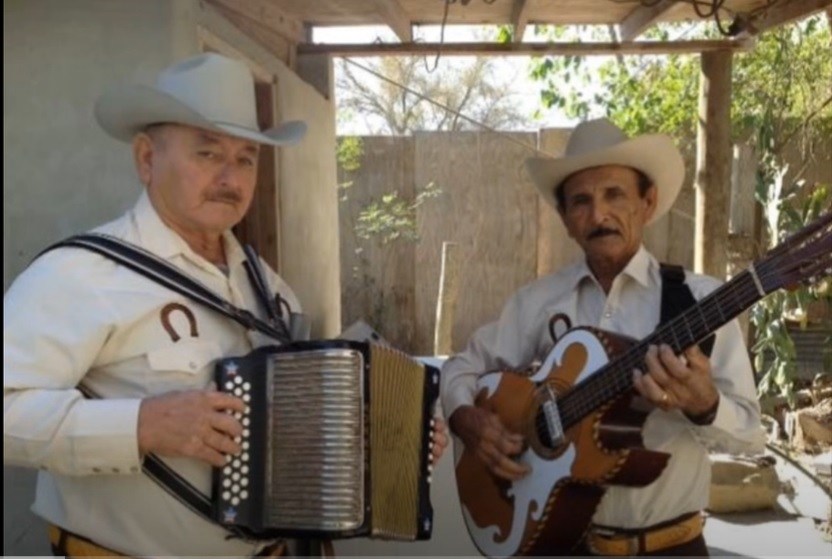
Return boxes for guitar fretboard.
[556,270,763,430]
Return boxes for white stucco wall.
[4,1,179,554]
[3,0,344,554]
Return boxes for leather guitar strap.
[659,263,715,357]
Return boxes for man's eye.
[239,157,256,167]
[199,151,220,160]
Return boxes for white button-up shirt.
[4,192,300,557]
[442,246,764,529]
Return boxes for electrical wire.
[342,58,557,157]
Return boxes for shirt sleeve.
[441,288,542,422]
[3,251,142,475]
[686,276,765,454]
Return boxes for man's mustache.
[206,190,243,204]
[588,227,620,239]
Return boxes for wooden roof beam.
[206,0,306,44]
[298,39,753,58]
[373,0,412,42]
[512,0,532,43]
[743,0,832,36]
[619,0,677,41]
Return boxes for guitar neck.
[558,269,764,429]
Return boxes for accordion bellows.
[213,340,439,541]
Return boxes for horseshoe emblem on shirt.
[160,303,199,342]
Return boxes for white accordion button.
[240,490,249,500]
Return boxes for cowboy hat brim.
[525,134,684,225]
[94,85,307,147]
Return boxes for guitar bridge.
[542,385,565,447]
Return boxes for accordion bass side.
[212,340,440,541]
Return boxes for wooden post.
[727,141,759,342]
[434,242,461,356]
[695,50,733,279]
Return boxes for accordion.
[212,340,440,541]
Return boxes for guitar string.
[533,225,830,437]
[534,271,761,434]
[536,257,803,433]
[557,241,831,429]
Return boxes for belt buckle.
[621,535,640,556]
[589,528,640,556]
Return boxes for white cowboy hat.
[94,53,306,147]
[525,118,684,224]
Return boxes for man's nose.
[217,161,240,186]
[590,198,609,224]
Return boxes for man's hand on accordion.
[431,417,449,465]
[137,388,247,467]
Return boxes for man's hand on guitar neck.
[448,406,531,481]
[633,344,721,424]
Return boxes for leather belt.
[48,524,126,557]
[586,512,705,556]
[48,524,286,558]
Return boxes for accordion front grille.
[266,349,365,531]
[369,345,427,539]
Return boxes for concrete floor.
[5,424,830,557]
[705,447,831,558]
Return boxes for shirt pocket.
[146,338,224,393]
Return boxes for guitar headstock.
[756,212,832,294]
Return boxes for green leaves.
[354,182,442,245]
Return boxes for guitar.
[455,212,831,558]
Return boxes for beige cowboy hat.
[525,118,684,224]
[94,53,306,147]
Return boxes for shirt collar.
[130,190,247,271]
[569,244,656,290]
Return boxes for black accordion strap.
[74,384,217,528]
[242,244,292,342]
[43,233,290,343]
[39,234,282,539]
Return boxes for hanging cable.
[424,0,453,73]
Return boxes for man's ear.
[133,133,155,186]
[643,184,659,221]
